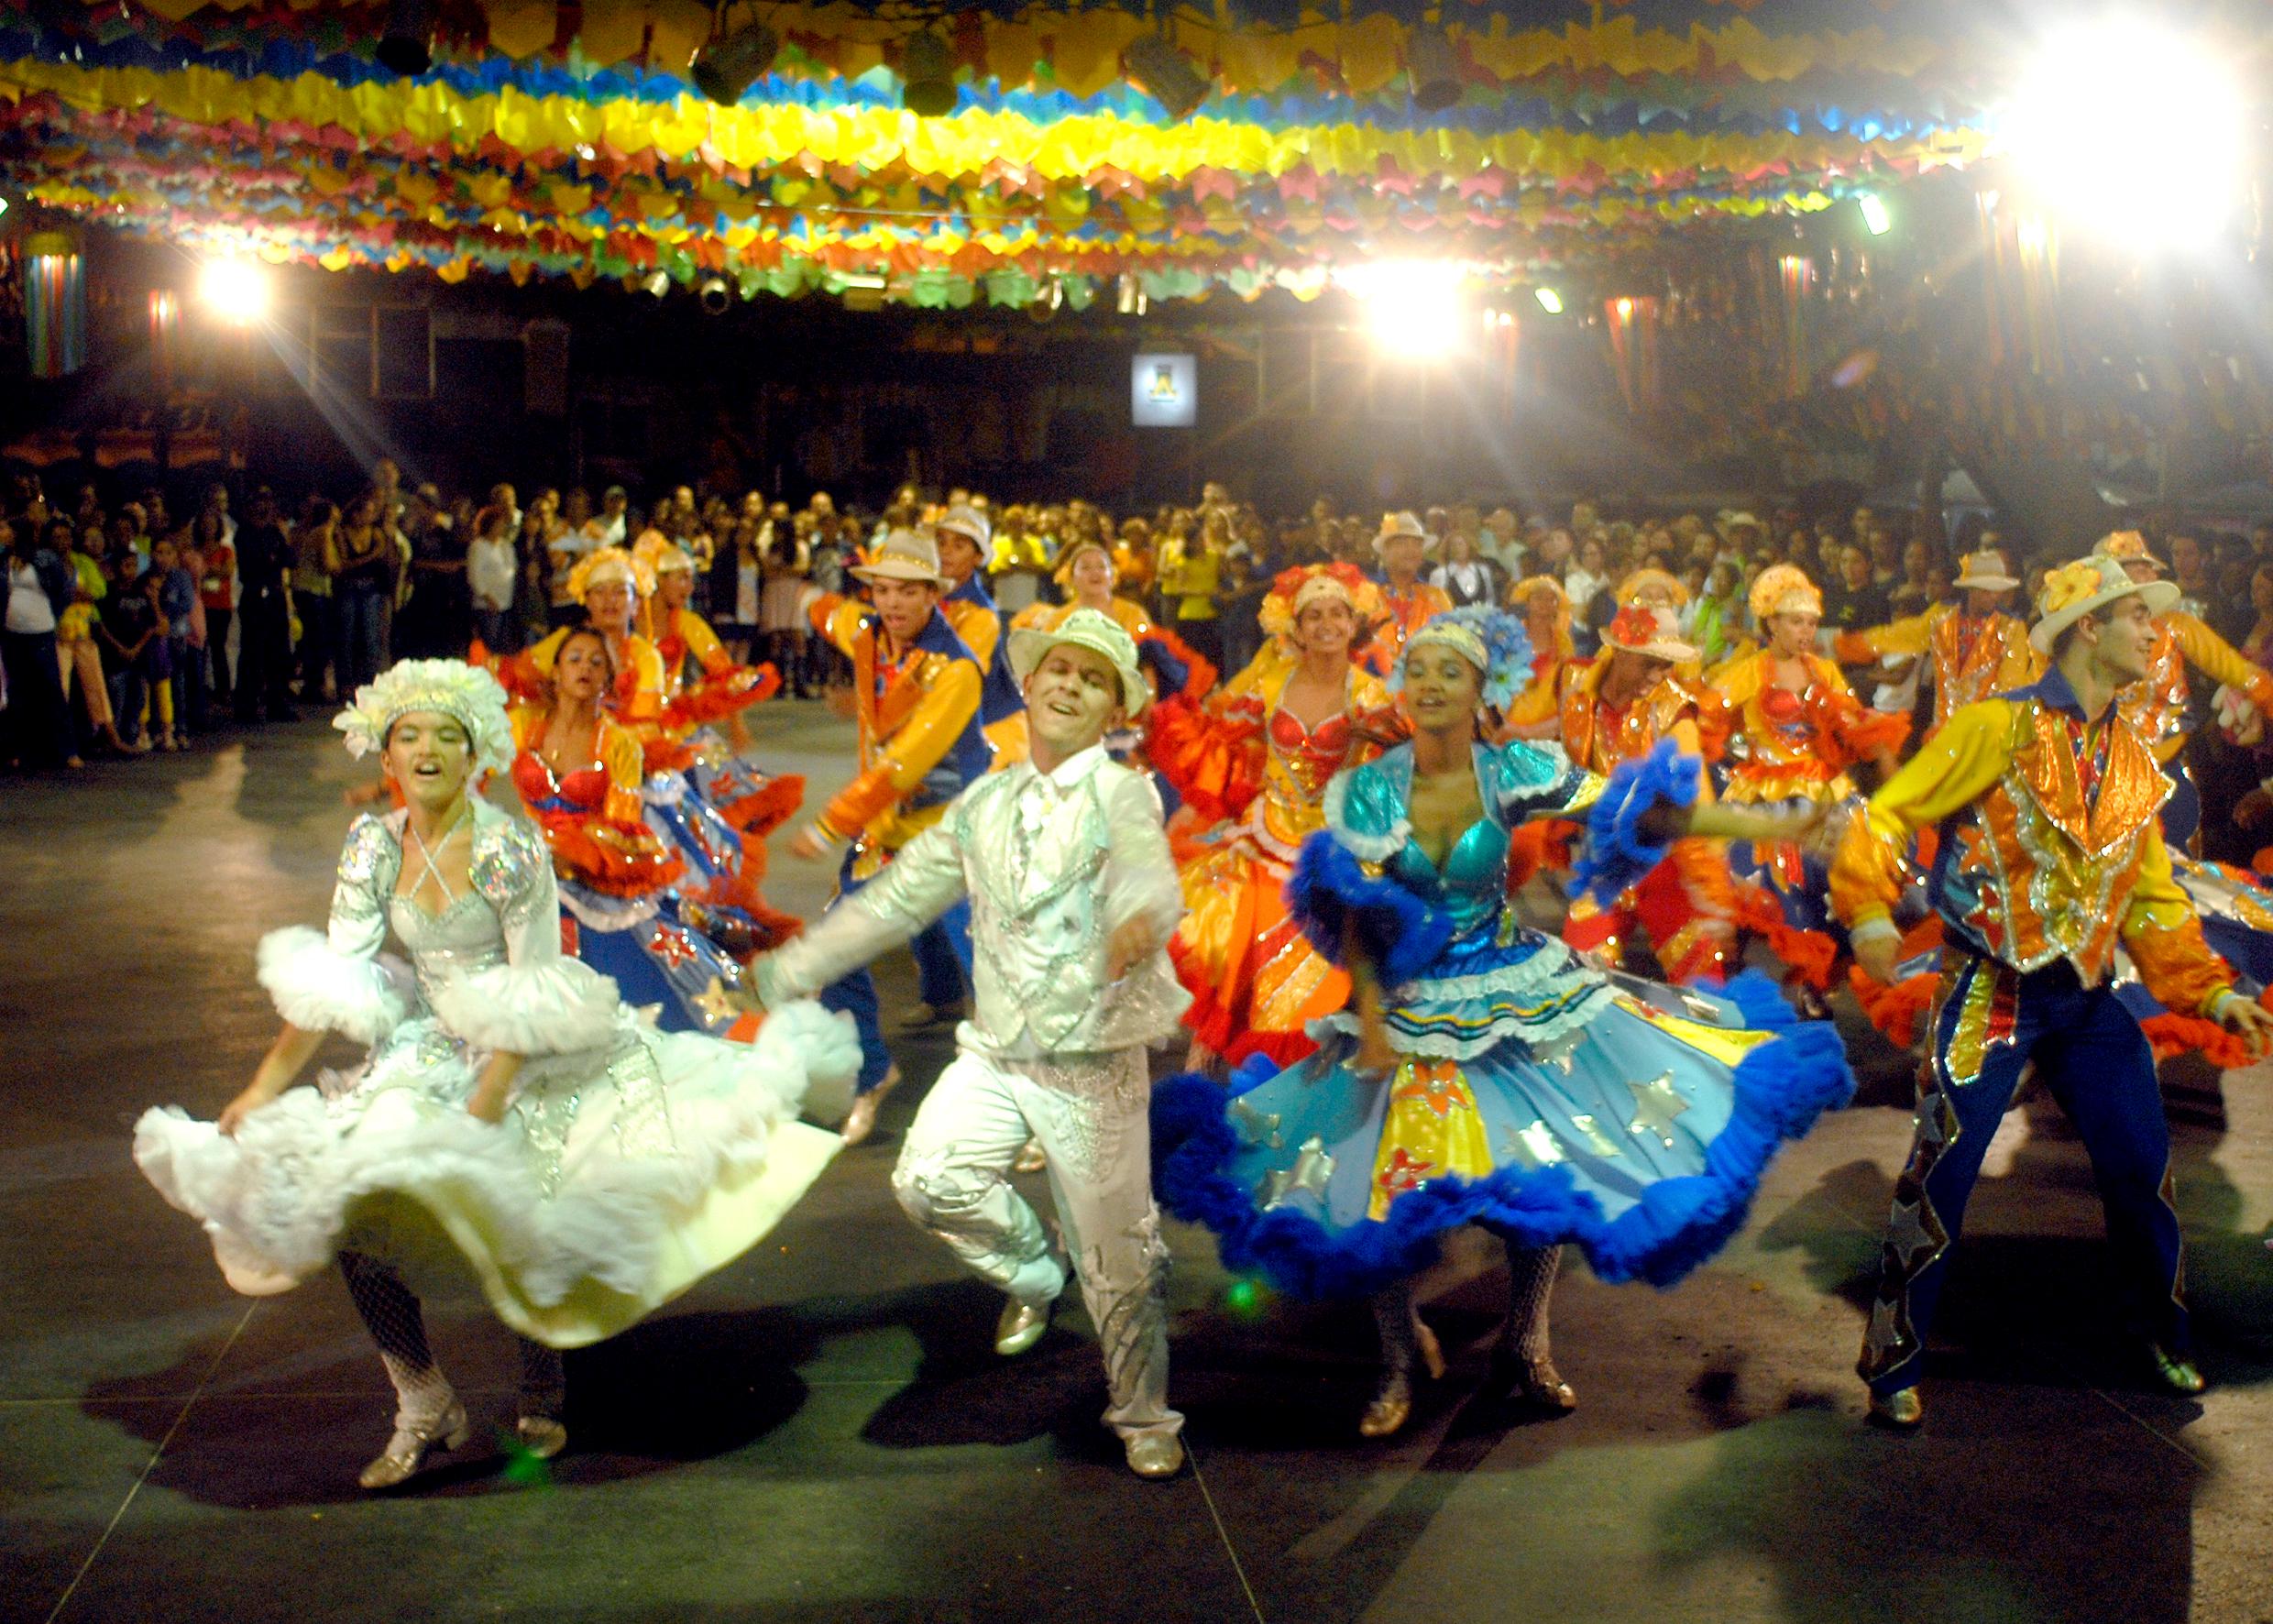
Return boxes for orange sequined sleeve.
[2121,822,2239,1017]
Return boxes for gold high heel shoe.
[1360,1315,1444,1438]
[1511,1356,1577,1413]
[839,1064,901,1147]
[514,1414,568,1460]
[1868,1386,1925,1429]
[358,1400,472,1490]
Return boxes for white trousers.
[892,1046,1181,1443]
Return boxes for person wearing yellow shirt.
[1830,548,2041,738]
[1834,554,2273,1429]
[933,503,1027,759]
[1155,509,1226,673]
[789,528,991,1142]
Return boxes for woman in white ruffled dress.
[133,660,856,1489]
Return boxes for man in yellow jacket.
[2094,529,2273,844]
[790,529,990,1141]
[1835,554,2272,1428]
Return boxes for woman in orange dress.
[1149,563,1401,1069]
[1700,565,1907,1003]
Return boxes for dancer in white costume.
[747,609,1191,1478]
[133,659,854,1488]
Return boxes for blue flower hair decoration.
[1392,606,1535,712]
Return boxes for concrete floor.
[6,702,2273,1623]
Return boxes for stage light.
[198,259,269,324]
[1858,192,1892,236]
[1125,34,1210,122]
[377,0,433,76]
[2004,19,2245,246]
[1404,26,1461,113]
[697,275,731,314]
[642,269,671,299]
[1340,260,1465,358]
[901,29,957,117]
[692,17,779,106]
[1533,285,1564,314]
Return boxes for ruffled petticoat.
[1153,951,1851,1300]
[134,997,854,1348]
[1167,811,1351,1069]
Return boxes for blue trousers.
[1860,954,2189,1396]
[818,846,972,1094]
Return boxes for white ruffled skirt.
[133,1001,856,1348]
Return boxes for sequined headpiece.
[567,544,654,604]
[1396,607,1533,712]
[1258,562,1387,650]
[334,658,515,778]
[1748,564,1822,621]
[1615,566,1690,609]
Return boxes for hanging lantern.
[901,30,957,117]
[25,230,87,379]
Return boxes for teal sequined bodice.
[1325,740,1600,948]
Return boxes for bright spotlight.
[1858,192,1892,236]
[2004,20,2245,246]
[1532,285,1564,314]
[198,259,269,324]
[1340,262,1464,357]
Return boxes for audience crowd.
[8,460,2273,781]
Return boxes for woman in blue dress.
[1154,607,1853,1437]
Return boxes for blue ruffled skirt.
[1153,968,1851,1300]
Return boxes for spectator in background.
[1156,507,1225,671]
[467,503,520,655]
[1430,522,1502,608]
[760,506,813,697]
[150,532,198,743]
[233,490,297,723]
[292,498,338,703]
[61,523,134,753]
[193,503,237,713]
[131,549,183,751]
[328,493,392,689]
[1822,543,1888,635]
[3,516,82,770]
[397,484,468,658]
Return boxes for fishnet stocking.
[338,1250,456,1429]
[1497,1239,1560,1365]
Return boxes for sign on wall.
[1131,352,1197,427]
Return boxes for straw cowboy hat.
[1374,510,1429,556]
[2092,531,2167,572]
[1601,603,1697,664]
[1006,606,1150,718]
[2029,555,2180,654]
[1952,548,2020,592]
[851,528,949,587]
[935,503,993,550]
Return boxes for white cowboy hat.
[1952,548,2019,592]
[935,503,993,550]
[1373,510,1429,556]
[851,528,949,587]
[1007,607,1150,718]
[2029,554,2180,653]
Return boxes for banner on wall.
[1132,352,1196,428]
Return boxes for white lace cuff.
[257,926,409,1045]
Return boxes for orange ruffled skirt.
[1169,826,1349,1069]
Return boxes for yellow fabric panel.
[1829,699,2017,929]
